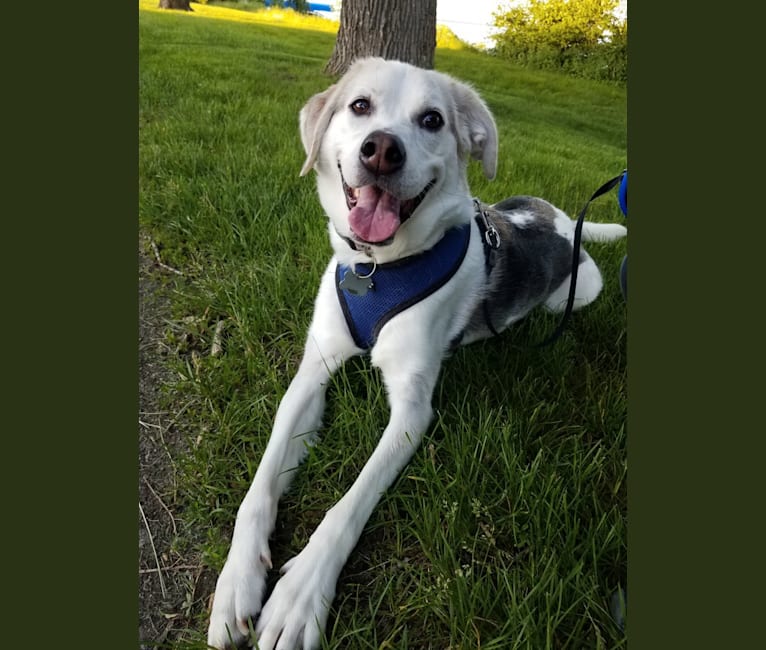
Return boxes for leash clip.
[484,219,501,250]
[473,199,501,250]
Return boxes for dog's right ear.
[299,84,339,177]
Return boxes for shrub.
[492,0,626,84]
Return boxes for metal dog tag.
[339,271,374,296]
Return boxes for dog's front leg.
[255,345,442,650]
[208,269,360,649]
[206,356,336,648]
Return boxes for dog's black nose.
[359,131,405,176]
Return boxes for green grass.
[139,2,627,648]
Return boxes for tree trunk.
[325,0,437,75]
[158,0,194,10]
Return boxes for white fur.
[508,209,538,227]
[581,221,628,242]
[207,58,626,650]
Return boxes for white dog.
[207,57,626,649]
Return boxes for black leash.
[533,170,626,348]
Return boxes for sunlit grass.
[140,0,339,33]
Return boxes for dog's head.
[299,58,497,252]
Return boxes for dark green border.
[5,2,138,647]
[630,2,761,648]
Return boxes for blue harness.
[335,223,472,350]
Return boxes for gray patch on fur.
[462,196,577,339]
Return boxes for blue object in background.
[264,0,333,11]
[618,170,627,299]
[618,170,627,217]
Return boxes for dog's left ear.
[451,82,498,180]
[299,83,339,177]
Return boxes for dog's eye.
[419,110,444,131]
[350,98,371,115]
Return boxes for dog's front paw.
[255,543,339,650]
[207,545,272,649]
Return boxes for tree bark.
[158,0,194,10]
[325,0,437,75]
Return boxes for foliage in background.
[493,0,627,84]
[265,0,311,12]
[202,0,312,12]
[200,0,265,10]
[435,23,468,51]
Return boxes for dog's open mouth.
[341,172,436,245]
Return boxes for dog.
[207,57,626,650]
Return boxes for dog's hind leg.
[254,329,443,650]
[544,253,604,313]
[207,265,361,650]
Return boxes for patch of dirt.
[139,234,215,648]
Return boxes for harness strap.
[336,223,472,350]
[473,201,502,337]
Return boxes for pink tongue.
[348,185,401,243]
